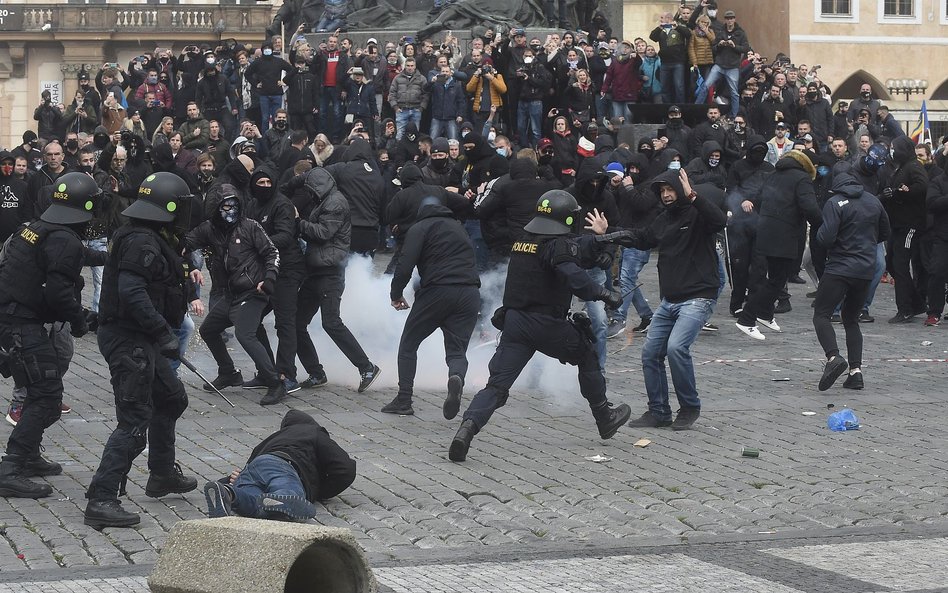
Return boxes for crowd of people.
[0,0,946,528]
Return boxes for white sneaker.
[735,323,766,341]
[757,318,782,332]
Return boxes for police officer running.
[448,190,631,462]
[0,173,96,498]
[84,172,198,529]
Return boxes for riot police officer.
[0,172,96,498]
[448,190,632,462]
[84,172,198,529]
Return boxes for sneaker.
[357,364,381,393]
[260,382,288,406]
[381,397,414,416]
[204,481,233,518]
[819,356,849,391]
[757,318,781,332]
[831,314,842,323]
[843,371,864,390]
[888,312,913,324]
[241,375,269,389]
[774,299,792,314]
[443,375,463,420]
[145,463,198,498]
[84,499,140,530]
[701,322,718,332]
[736,323,766,341]
[671,407,700,431]
[283,377,301,393]
[204,371,243,392]
[632,316,652,333]
[261,494,317,522]
[299,373,328,388]
[806,290,818,298]
[5,404,22,427]
[626,411,672,428]
[859,311,874,323]
[60,403,72,414]
[606,319,626,339]
[924,315,941,327]
[730,308,743,317]
[788,274,807,284]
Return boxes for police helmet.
[41,172,101,225]
[523,190,581,235]
[123,172,192,224]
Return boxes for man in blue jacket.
[427,65,467,141]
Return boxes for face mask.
[748,148,767,164]
[275,120,287,130]
[252,183,276,202]
[407,133,417,142]
[388,59,398,65]
[707,9,717,17]
[662,23,673,29]
[0,165,13,177]
[431,157,449,171]
[66,139,79,151]
[523,57,534,64]
[461,130,469,138]
[496,147,507,157]
[733,123,744,132]
[667,118,682,129]
[668,160,681,170]
[263,49,273,56]
[807,91,818,100]
[530,45,541,52]
[708,157,720,167]
[219,201,239,224]
[160,56,170,62]
[147,76,158,84]
[539,153,552,166]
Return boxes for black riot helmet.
[123,172,193,231]
[40,172,101,225]
[523,190,581,235]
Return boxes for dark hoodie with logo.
[884,136,929,229]
[386,163,470,241]
[610,169,727,302]
[0,152,28,240]
[391,122,421,169]
[246,167,304,274]
[325,138,385,229]
[817,172,890,280]
[475,157,561,252]
[247,409,356,502]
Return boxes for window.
[815,0,859,22]
[878,0,921,23]
[884,0,914,16]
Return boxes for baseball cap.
[349,67,364,76]
[537,138,554,151]
[775,121,789,129]
[431,137,449,155]
[78,71,90,81]
[605,162,625,179]
[724,10,736,18]
[597,42,610,50]
[366,37,378,46]
[668,105,682,115]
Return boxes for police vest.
[0,220,75,321]
[502,234,574,317]
[99,225,188,330]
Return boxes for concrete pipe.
[148,517,378,593]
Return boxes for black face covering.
[667,118,683,130]
[78,164,94,174]
[638,144,654,158]
[275,120,288,130]
[430,157,450,171]
[539,153,553,166]
[66,139,79,151]
[748,147,767,164]
[252,182,276,202]
[861,91,871,100]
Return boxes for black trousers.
[200,293,277,383]
[289,110,317,143]
[87,325,188,501]
[256,269,304,380]
[461,310,607,430]
[738,255,796,326]
[295,270,371,377]
[887,227,925,316]
[395,285,480,401]
[926,237,948,317]
[350,226,379,257]
[2,323,68,461]
[813,273,870,368]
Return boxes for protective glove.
[599,288,623,309]
[70,316,89,339]
[158,331,179,359]
[261,278,276,295]
[881,187,894,200]
[594,251,614,270]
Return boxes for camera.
[151,99,161,107]
[480,65,493,76]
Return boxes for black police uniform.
[449,190,630,462]
[0,173,95,499]
[85,172,197,529]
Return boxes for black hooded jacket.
[248,410,356,502]
[817,172,890,280]
[296,168,352,272]
[385,163,470,241]
[753,150,822,259]
[391,122,422,169]
[565,159,618,237]
[246,168,304,273]
[684,140,726,189]
[390,201,480,301]
[884,136,929,229]
[325,139,386,228]
[475,158,561,251]
[452,133,509,193]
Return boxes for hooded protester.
[183,183,283,406]
[736,150,822,340]
[662,106,692,162]
[684,140,726,189]
[293,168,381,392]
[391,121,422,169]
[324,138,386,255]
[246,167,306,392]
[420,137,453,186]
[0,152,28,241]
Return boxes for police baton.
[723,212,733,289]
[179,356,235,408]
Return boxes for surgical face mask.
[707,9,717,17]
[147,76,158,84]
[496,147,507,157]
[263,49,273,56]
[523,57,534,64]
[708,157,720,167]
[668,160,681,170]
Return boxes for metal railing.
[19,4,268,33]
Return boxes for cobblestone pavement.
[0,257,945,591]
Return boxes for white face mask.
[708,157,720,167]
[668,160,681,170]
[524,57,534,64]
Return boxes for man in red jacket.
[600,40,642,123]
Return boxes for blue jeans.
[258,95,283,133]
[231,454,308,519]
[517,100,543,147]
[85,237,108,312]
[169,313,194,375]
[610,100,632,121]
[641,297,715,420]
[429,118,458,141]
[662,61,687,105]
[583,267,609,371]
[697,65,740,117]
[395,108,422,139]
[615,247,652,323]
[316,15,345,31]
[864,242,887,311]
[320,86,343,141]
[716,244,727,299]
[463,219,489,272]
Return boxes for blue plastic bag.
[827,408,860,431]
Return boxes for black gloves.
[599,288,623,309]
[594,251,614,270]
[158,332,179,359]
[261,278,276,295]
[881,187,894,200]
[70,316,89,339]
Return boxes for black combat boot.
[0,456,53,498]
[84,499,140,530]
[448,420,478,462]
[592,402,632,440]
[145,463,198,498]
[259,379,288,406]
[21,455,63,477]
